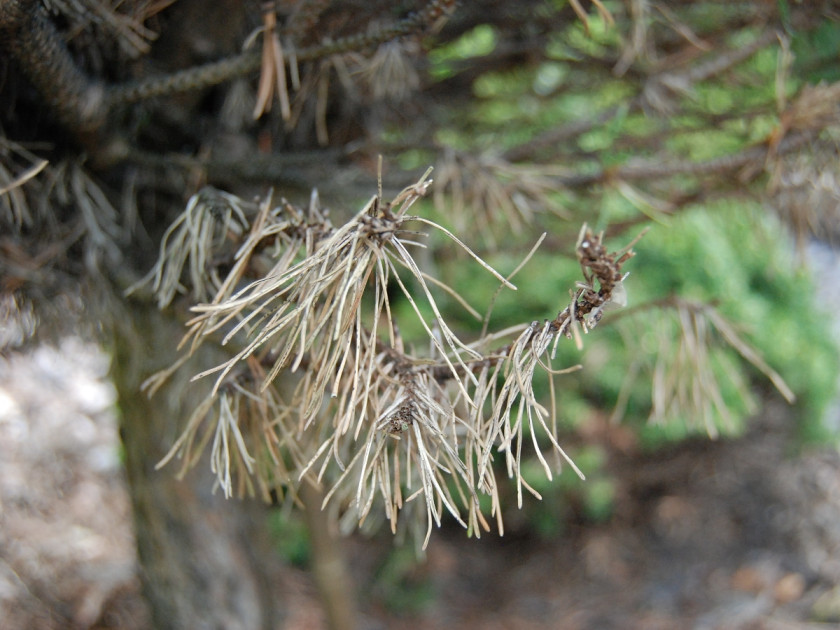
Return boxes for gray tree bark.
[109,300,286,630]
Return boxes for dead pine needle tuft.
[138,169,641,546]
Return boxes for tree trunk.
[109,299,285,630]
[300,480,358,630]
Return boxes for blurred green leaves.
[602,203,838,445]
[429,24,498,81]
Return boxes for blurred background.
[3,1,840,628]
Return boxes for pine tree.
[2,1,838,627]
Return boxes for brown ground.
[1,339,839,629]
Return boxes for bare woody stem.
[0,0,455,150]
[105,0,457,107]
[0,0,107,132]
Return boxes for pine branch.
[142,170,642,544]
[105,0,456,106]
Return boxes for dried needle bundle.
[139,169,639,545]
[434,149,572,243]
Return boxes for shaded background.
[4,1,840,628]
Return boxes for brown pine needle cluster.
[354,39,422,102]
[434,149,572,243]
[127,187,251,308]
[138,169,639,546]
[247,0,451,128]
[610,298,795,436]
[252,3,293,121]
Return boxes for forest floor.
[2,336,840,630]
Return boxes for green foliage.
[437,200,837,534]
[521,444,616,535]
[429,24,498,80]
[370,546,436,614]
[397,194,838,448]
[596,203,839,445]
[268,511,310,568]
[562,6,620,54]
[792,20,840,83]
